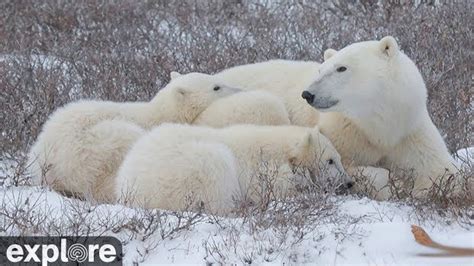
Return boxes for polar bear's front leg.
[348,166,391,200]
[384,124,459,198]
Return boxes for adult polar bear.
[301,36,458,196]
[213,36,457,197]
[28,72,241,202]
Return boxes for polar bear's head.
[302,36,427,119]
[159,71,241,122]
[290,127,353,189]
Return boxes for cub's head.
[289,127,353,190]
[162,71,241,121]
[302,36,426,118]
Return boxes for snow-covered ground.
[140,198,473,265]
[0,186,472,265]
[0,149,472,265]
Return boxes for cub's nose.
[301,91,315,104]
[346,181,354,189]
[335,181,355,195]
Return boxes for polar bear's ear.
[379,36,399,58]
[170,71,182,80]
[324,49,337,61]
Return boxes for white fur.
[116,138,240,214]
[303,36,458,197]
[214,59,321,126]
[350,166,391,200]
[28,72,240,202]
[194,91,291,127]
[115,124,352,213]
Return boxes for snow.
[144,198,473,265]
[141,201,473,265]
[456,147,474,166]
[0,148,472,264]
[0,185,472,265]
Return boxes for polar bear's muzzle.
[302,90,339,109]
[312,96,339,109]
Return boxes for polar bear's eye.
[336,66,347,72]
[327,159,334,165]
[213,86,221,91]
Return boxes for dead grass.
[1,0,472,159]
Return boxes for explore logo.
[0,236,122,265]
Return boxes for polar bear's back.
[115,131,240,213]
[215,59,320,92]
[41,100,125,133]
[27,100,145,200]
[30,100,128,161]
[28,101,120,181]
[194,90,290,127]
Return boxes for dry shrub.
[1,0,471,159]
[202,161,351,264]
[352,164,473,226]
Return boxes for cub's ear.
[170,71,182,80]
[324,48,337,61]
[379,36,399,58]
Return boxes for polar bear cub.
[117,139,240,213]
[301,36,459,197]
[28,72,240,202]
[194,90,291,127]
[115,124,352,213]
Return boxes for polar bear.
[116,139,240,214]
[301,36,458,197]
[177,60,321,126]
[28,72,240,202]
[115,124,353,213]
[193,90,291,127]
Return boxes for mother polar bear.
[216,37,459,198]
[301,36,459,197]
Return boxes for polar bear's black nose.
[301,91,315,104]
